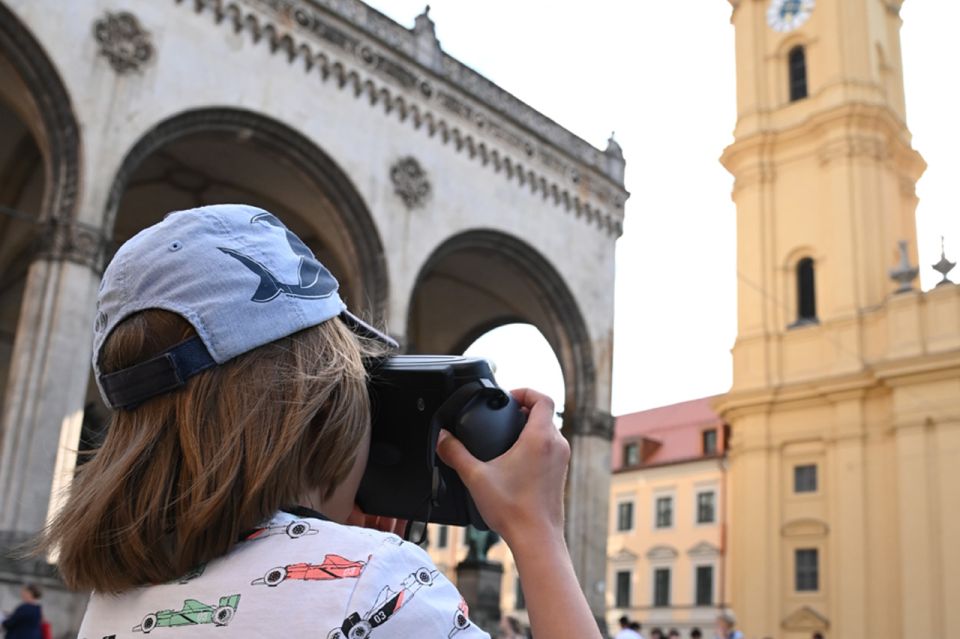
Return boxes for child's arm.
[437,388,601,639]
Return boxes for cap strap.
[99,336,216,409]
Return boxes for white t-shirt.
[78,509,489,638]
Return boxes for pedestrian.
[650,628,664,639]
[1,583,42,639]
[615,615,642,639]
[34,204,600,638]
[668,630,680,639]
[691,628,703,639]
[812,633,824,639]
[715,613,744,639]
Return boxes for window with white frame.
[653,567,671,607]
[617,501,634,531]
[615,570,631,608]
[655,495,673,528]
[795,548,819,591]
[695,565,714,605]
[794,464,817,493]
[696,491,716,524]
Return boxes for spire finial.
[932,235,956,287]
[604,131,624,159]
[889,240,919,294]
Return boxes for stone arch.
[0,5,82,424]
[405,229,596,431]
[0,3,81,224]
[103,107,388,321]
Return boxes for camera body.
[356,355,526,530]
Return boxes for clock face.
[767,0,815,32]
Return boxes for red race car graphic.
[448,598,471,638]
[244,518,319,541]
[327,566,439,639]
[251,554,369,587]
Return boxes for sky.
[367,1,960,417]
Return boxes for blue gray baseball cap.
[93,203,397,409]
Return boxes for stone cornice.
[174,0,626,238]
[267,0,626,188]
[722,101,925,181]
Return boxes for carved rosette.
[390,156,431,209]
[93,11,154,74]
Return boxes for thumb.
[436,429,481,480]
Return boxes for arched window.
[796,257,817,323]
[788,45,808,101]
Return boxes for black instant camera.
[356,355,526,531]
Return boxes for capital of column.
[36,218,111,273]
[567,408,615,440]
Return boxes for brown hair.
[39,309,384,592]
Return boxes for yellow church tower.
[717,0,960,638]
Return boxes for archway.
[0,3,81,433]
[406,230,595,436]
[79,108,391,441]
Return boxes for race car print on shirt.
[448,598,471,638]
[132,594,240,633]
[327,566,439,639]
[251,554,369,587]
[244,518,319,541]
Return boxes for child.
[41,204,598,638]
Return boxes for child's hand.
[346,504,408,537]
[436,388,570,545]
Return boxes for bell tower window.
[788,45,808,101]
[795,257,817,324]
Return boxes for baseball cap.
[93,204,397,409]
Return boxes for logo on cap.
[219,212,338,303]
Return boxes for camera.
[356,355,526,531]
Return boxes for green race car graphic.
[132,594,240,633]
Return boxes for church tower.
[718,1,960,638]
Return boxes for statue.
[464,525,500,563]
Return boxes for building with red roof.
[606,396,729,635]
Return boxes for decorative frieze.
[179,0,625,237]
[93,11,154,74]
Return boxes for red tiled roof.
[613,395,725,470]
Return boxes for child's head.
[42,205,393,592]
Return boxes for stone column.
[564,408,614,627]
[0,220,105,632]
[0,220,105,532]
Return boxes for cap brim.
[340,310,399,349]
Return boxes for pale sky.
[368,1,960,416]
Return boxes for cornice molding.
[174,0,626,238]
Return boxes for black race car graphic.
[449,598,471,638]
[244,518,319,541]
[327,567,439,639]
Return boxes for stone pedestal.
[455,559,503,635]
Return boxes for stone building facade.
[606,397,728,636]
[0,0,628,633]
[718,1,960,637]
